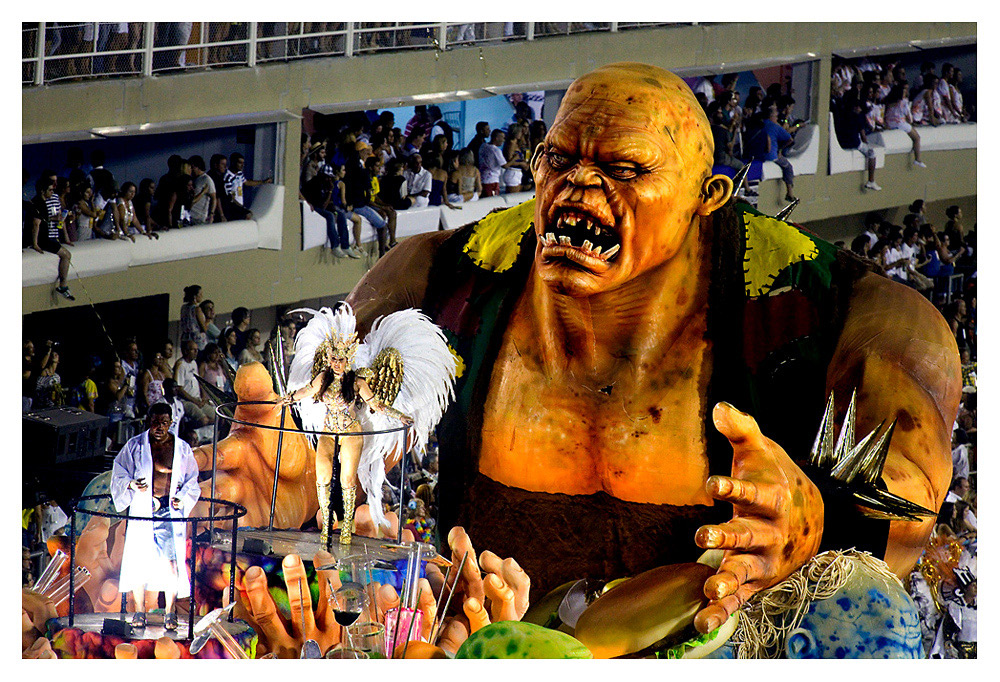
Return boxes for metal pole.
[142,22,154,76]
[396,429,407,544]
[68,503,76,627]
[229,506,238,623]
[345,22,354,57]
[526,22,535,42]
[329,437,339,551]
[610,22,619,33]
[267,406,287,532]
[438,22,448,51]
[188,519,197,640]
[34,22,45,86]
[248,21,257,67]
[210,411,219,537]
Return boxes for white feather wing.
[355,308,456,530]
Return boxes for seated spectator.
[28,176,74,300]
[744,103,796,201]
[868,238,891,270]
[160,378,185,436]
[300,141,327,187]
[55,178,76,242]
[883,228,915,288]
[911,73,943,127]
[365,155,398,251]
[238,329,264,365]
[425,154,461,209]
[850,233,870,257]
[224,152,271,221]
[901,225,933,292]
[172,339,214,428]
[69,359,100,413]
[379,158,412,211]
[115,182,158,239]
[833,92,880,192]
[403,154,433,208]
[918,226,956,282]
[450,149,482,204]
[139,347,171,412]
[70,184,98,241]
[937,64,962,124]
[947,67,968,122]
[709,101,744,174]
[401,130,425,158]
[188,156,216,225]
[345,142,389,254]
[883,83,925,167]
[302,166,350,258]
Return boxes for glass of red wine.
[331,581,366,656]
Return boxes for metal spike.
[275,330,289,391]
[851,488,934,521]
[220,355,238,391]
[858,419,896,486]
[775,197,800,221]
[831,421,884,482]
[810,392,837,468]
[831,390,858,467]
[731,164,751,195]
[195,376,236,418]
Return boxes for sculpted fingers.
[703,555,770,601]
[478,551,530,617]
[416,578,438,640]
[313,550,338,630]
[244,565,290,649]
[376,584,400,621]
[712,402,766,450]
[463,597,491,633]
[705,477,786,517]
[448,527,484,602]
[281,554,316,637]
[695,518,782,552]
[483,573,518,622]
[437,618,470,656]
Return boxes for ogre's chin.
[536,257,621,298]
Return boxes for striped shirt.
[223,169,245,206]
[32,194,63,242]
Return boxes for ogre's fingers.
[479,551,530,618]
[154,636,181,659]
[425,562,446,600]
[695,518,782,551]
[447,527,484,603]
[313,550,339,631]
[244,565,291,650]
[712,402,766,449]
[463,597,490,633]
[705,476,785,517]
[436,617,471,656]
[415,578,437,640]
[114,642,137,659]
[376,583,400,621]
[702,554,770,601]
[483,573,518,622]
[281,554,315,637]
[212,438,250,472]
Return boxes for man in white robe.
[110,403,201,630]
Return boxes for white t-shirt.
[479,143,506,184]
[191,173,215,223]
[404,168,432,199]
[885,246,908,280]
[175,358,201,401]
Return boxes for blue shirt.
[747,120,792,162]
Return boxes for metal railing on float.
[22,22,696,87]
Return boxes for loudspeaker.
[101,618,134,638]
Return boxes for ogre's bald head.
[556,62,714,173]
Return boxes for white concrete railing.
[22,184,283,288]
[301,192,535,251]
[829,113,977,174]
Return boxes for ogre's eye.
[545,150,572,170]
[603,164,641,181]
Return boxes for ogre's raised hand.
[693,402,824,634]
[190,363,318,530]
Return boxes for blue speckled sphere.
[705,557,922,659]
[73,470,116,534]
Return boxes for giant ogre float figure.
[345,62,961,633]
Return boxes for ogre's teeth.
[545,233,556,244]
[582,240,593,251]
[559,236,572,245]
[594,226,602,236]
[563,215,578,227]
[592,246,602,255]
[603,244,620,259]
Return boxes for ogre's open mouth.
[539,208,621,266]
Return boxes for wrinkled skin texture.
[22,589,57,657]
[345,62,959,636]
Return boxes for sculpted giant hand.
[693,402,824,634]
[190,363,318,530]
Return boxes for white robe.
[110,431,201,597]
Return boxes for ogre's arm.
[346,230,453,333]
[826,273,962,577]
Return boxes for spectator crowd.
[22,148,272,300]
[22,284,297,450]
[299,104,545,259]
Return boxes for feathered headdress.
[286,304,359,386]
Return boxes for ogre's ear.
[530,142,546,174]
[696,173,734,216]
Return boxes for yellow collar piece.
[742,212,819,298]
[462,198,536,273]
